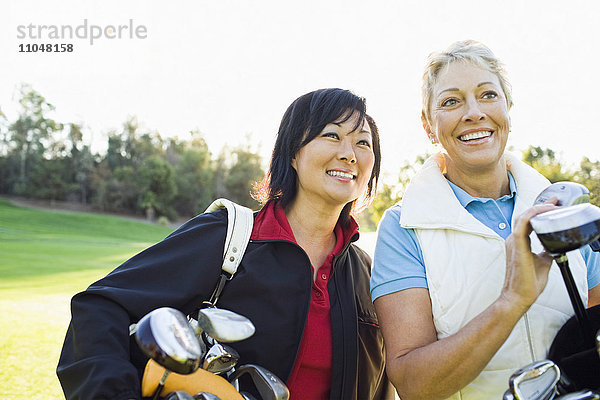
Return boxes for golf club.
[203,342,240,374]
[530,203,600,346]
[195,308,256,343]
[135,307,204,400]
[508,360,560,400]
[533,181,590,207]
[229,364,290,400]
[530,182,600,347]
[193,393,223,400]
[533,182,600,252]
[164,391,196,400]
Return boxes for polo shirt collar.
[251,200,359,248]
[446,171,517,206]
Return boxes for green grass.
[0,199,174,399]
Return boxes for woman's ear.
[291,157,297,171]
[421,113,437,143]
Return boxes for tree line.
[0,84,264,223]
[1,84,598,228]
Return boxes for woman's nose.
[338,141,357,163]
[462,99,486,122]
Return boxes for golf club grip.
[141,360,245,400]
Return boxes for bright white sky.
[2,0,599,184]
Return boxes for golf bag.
[548,304,600,391]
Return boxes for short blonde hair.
[421,40,513,124]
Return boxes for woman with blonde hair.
[371,41,600,399]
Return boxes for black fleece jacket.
[57,209,394,400]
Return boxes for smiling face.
[424,61,511,174]
[291,111,375,209]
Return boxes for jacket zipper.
[523,312,535,362]
[329,233,359,400]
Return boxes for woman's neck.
[284,194,342,246]
[443,154,510,199]
[284,194,345,279]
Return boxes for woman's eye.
[441,98,458,107]
[357,139,371,147]
[482,91,498,99]
[322,132,339,139]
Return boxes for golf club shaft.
[556,256,595,347]
[152,370,171,400]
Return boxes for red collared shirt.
[251,201,358,400]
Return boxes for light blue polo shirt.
[371,173,600,302]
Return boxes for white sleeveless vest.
[400,152,588,400]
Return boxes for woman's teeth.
[327,171,354,179]
[459,131,492,141]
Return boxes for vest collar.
[400,152,549,238]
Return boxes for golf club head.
[229,364,289,400]
[134,307,203,375]
[164,391,195,400]
[554,390,600,400]
[202,342,240,374]
[533,182,590,207]
[508,360,560,400]
[193,393,222,400]
[196,308,255,343]
[530,203,600,256]
[532,182,600,253]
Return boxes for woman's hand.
[501,202,557,313]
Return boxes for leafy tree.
[520,146,600,205]
[105,117,164,171]
[0,109,10,193]
[103,166,139,213]
[220,145,264,210]
[368,183,402,228]
[172,133,214,216]
[138,156,178,219]
[61,123,96,204]
[5,84,62,195]
[366,153,429,227]
[72,147,96,204]
[28,158,76,202]
[521,146,574,183]
[573,157,600,207]
[0,106,8,156]
[105,132,128,171]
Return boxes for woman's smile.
[458,129,493,142]
[326,169,356,182]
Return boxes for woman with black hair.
[57,88,393,400]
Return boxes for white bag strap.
[203,198,254,307]
[205,198,254,275]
